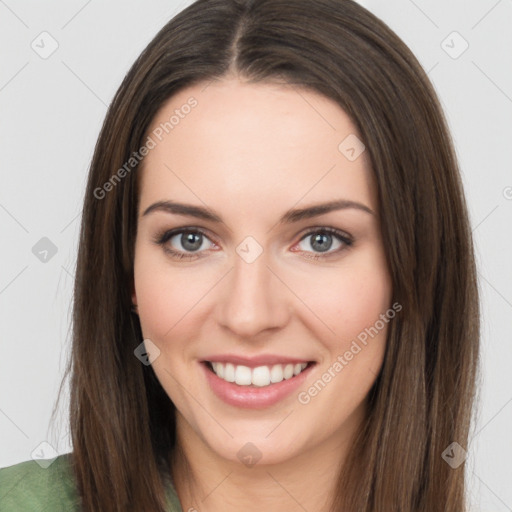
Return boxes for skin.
[132,76,392,512]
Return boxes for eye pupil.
[181,232,202,251]
[310,233,332,252]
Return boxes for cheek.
[133,246,195,341]
[299,252,392,345]
[133,244,223,348]
[295,255,392,420]
[134,239,392,353]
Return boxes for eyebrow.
[142,199,374,224]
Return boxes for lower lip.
[200,361,316,409]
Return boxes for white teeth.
[224,362,235,382]
[270,364,284,383]
[213,361,224,379]
[283,363,294,379]
[252,366,270,387]
[209,361,309,387]
[235,365,252,385]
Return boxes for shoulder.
[0,453,81,511]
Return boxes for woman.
[0,0,479,510]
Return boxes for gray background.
[0,1,511,510]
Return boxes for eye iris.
[310,233,332,252]
[181,232,202,252]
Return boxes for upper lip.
[201,354,315,368]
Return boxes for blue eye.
[294,227,353,260]
[154,228,214,260]
[153,227,353,261]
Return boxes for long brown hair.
[55,0,480,510]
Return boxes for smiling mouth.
[203,361,316,388]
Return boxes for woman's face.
[132,77,392,466]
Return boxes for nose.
[215,248,291,339]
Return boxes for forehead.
[138,78,375,220]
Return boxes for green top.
[0,453,183,511]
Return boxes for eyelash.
[152,226,353,261]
